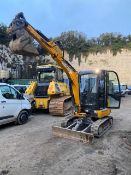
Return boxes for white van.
[0,83,31,126]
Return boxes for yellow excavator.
[7,12,121,142]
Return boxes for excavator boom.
[8,12,81,113]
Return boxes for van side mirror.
[17,93,24,99]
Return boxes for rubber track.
[91,116,113,137]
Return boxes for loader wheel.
[16,110,29,125]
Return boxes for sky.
[0,0,131,38]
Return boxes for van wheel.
[17,111,29,125]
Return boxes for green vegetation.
[1,24,131,65]
[0,24,9,45]
[55,32,131,65]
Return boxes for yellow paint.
[74,112,86,117]
[25,81,37,95]
[95,108,111,119]
[34,97,50,109]
[74,109,111,119]
[48,81,70,96]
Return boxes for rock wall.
[0,44,131,85]
[0,44,50,79]
[64,49,131,85]
[0,44,22,70]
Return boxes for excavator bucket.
[52,123,94,143]
[7,13,39,56]
[9,32,39,56]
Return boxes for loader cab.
[37,65,64,83]
[34,65,64,98]
[79,70,121,112]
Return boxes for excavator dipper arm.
[8,12,81,113]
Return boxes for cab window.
[39,71,55,82]
[57,69,63,82]
[107,71,121,108]
[80,74,97,93]
[0,85,19,99]
[10,87,18,99]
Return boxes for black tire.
[16,110,29,125]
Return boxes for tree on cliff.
[54,31,89,65]
[55,31,131,64]
[0,24,9,45]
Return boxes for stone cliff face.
[0,44,131,84]
[65,49,131,85]
[0,44,50,79]
[0,44,23,70]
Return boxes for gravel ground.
[0,96,131,175]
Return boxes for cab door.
[0,85,21,118]
[0,93,6,118]
[106,71,121,109]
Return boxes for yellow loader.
[25,64,71,116]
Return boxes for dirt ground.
[0,96,131,175]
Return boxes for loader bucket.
[9,30,39,56]
[52,126,94,143]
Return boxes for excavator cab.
[79,70,121,113]
[52,70,121,142]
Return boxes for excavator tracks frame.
[91,116,113,137]
[52,116,113,143]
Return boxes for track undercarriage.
[52,115,113,143]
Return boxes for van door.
[0,94,7,118]
[0,85,22,118]
[106,71,121,109]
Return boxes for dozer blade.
[52,126,94,143]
